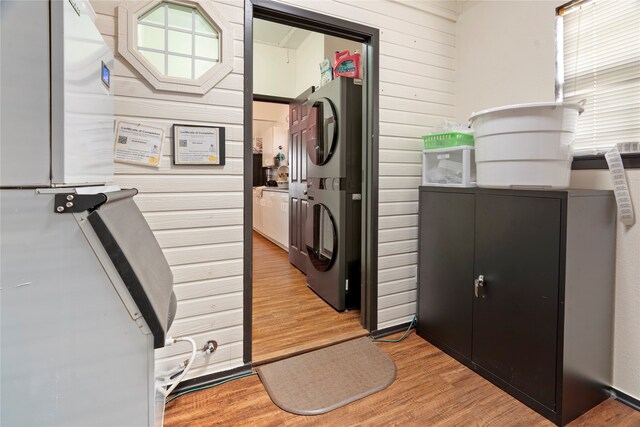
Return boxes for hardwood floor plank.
[164,332,640,426]
[251,232,368,364]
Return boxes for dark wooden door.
[417,190,475,360]
[472,194,561,410]
[288,87,314,273]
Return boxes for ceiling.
[253,19,312,50]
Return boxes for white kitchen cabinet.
[253,120,288,168]
[261,191,276,240]
[253,188,262,232]
[252,189,289,251]
[274,192,289,247]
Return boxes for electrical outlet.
[204,340,218,354]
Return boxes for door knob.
[474,275,485,298]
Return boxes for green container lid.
[421,132,475,150]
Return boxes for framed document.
[173,125,225,165]
[114,121,164,167]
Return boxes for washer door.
[307,203,338,272]
[307,98,337,166]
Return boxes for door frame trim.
[243,0,380,363]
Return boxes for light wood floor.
[251,231,368,364]
[164,331,640,426]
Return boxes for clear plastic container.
[422,146,476,187]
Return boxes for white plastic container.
[422,146,476,187]
[469,102,584,189]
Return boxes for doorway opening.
[243,0,380,365]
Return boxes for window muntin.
[557,0,640,155]
[137,2,220,80]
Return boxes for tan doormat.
[257,337,396,415]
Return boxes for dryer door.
[307,202,338,272]
[307,98,337,166]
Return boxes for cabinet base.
[415,330,609,426]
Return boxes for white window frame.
[118,0,234,95]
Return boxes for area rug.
[256,337,396,415]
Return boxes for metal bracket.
[54,193,107,213]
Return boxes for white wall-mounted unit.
[1,1,176,426]
[1,0,115,187]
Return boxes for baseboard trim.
[370,321,412,339]
[610,388,640,412]
[169,363,253,396]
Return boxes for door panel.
[301,128,308,182]
[300,199,308,257]
[291,133,298,181]
[288,87,314,273]
[290,198,299,250]
[418,191,475,360]
[473,194,561,410]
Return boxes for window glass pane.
[138,24,165,50]
[195,13,217,36]
[167,3,192,30]
[167,54,192,79]
[559,0,640,155]
[195,35,218,60]
[134,2,225,82]
[139,5,165,25]
[168,30,192,55]
[140,50,165,74]
[194,59,215,79]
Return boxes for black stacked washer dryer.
[305,77,362,311]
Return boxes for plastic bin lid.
[469,101,584,122]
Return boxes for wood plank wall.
[93,0,457,380]
[92,0,246,380]
[275,0,458,329]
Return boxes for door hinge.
[346,279,349,291]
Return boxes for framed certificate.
[173,124,225,165]
[114,121,164,167]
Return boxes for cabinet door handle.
[474,275,485,298]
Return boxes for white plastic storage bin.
[422,146,476,187]
[469,102,583,189]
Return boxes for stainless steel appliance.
[0,1,175,426]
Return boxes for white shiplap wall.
[95,0,457,380]
[92,0,246,380]
[274,0,457,329]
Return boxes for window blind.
[558,0,640,155]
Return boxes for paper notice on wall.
[605,145,635,226]
[114,122,164,167]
